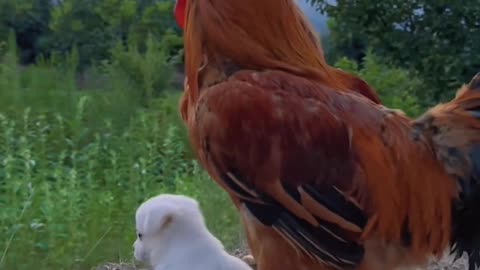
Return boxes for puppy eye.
[137,233,143,240]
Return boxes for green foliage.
[0,42,241,270]
[310,0,480,102]
[1,38,131,134]
[0,0,182,68]
[335,50,425,116]
[0,33,182,126]
[48,0,182,69]
[127,0,180,49]
[0,0,52,63]
[106,34,178,107]
[324,18,368,65]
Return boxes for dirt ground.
[94,250,469,270]
[426,254,468,270]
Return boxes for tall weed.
[0,102,241,270]
[0,35,241,270]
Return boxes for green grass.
[0,43,242,270]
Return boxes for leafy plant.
[310,0,480,102]
[107,34,175,107]
[335,50,425,116]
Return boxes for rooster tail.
[412,72,480,270]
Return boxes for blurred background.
[0,0,478,269]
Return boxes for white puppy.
[133,194,252,270]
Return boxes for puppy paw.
[241,255,256,266]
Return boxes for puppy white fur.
[133,194,252,270]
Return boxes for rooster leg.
[238,205,344,270]
[356,239,432,270]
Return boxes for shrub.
[107,34,176,107]
[335,50,427,116]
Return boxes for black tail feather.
[450,146,480,270]
[243,200,363,269]
[301,184,367,229]
[215,165,365,269]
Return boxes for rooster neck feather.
[180,0,368,123]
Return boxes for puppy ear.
[142,208,174,235]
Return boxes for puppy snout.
[133,240,144,262]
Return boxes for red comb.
[174,0,186,30]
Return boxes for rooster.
[173,0,480,270]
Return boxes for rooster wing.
[189,69,424,269]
